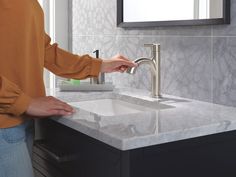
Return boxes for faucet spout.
[127,44,161,98]
[127,57,156,75]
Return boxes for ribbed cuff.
[8,92,32,116]
[90,58,103,77]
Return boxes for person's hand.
[25,96,75,117]
[101,54,137,73]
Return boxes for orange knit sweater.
[0,0,102,128]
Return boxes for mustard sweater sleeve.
[44,33,102,79]
[0,76,32,116]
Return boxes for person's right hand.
[25,96,75,117]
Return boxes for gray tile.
[94,36,119,58]
[213,0,236,36]
[72,0,118,36]
[158,26,212,36]
[160,37,212,102]
[72,36,97,55]
[213,37,236,106]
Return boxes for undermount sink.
[69,99,153,116]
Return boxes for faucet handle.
[144,44,160,52]
[144,44,155,47]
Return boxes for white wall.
[41,0,69,50]
[55,0,69,50]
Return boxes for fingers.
[48,109,73,116]
[46,96,75,115]
[118,65,128,72]
[48,96,74,112]
[54,103,74,112]
[54,100,74,111]
[26,96,77,117]
[113,54,137,67]
[101,54,137,73]
[116,58,137,68]
[120,61,137,68]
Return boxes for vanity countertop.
[47,88,236,151]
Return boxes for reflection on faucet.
[127,44,161,98]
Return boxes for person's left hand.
[101,54,137,73]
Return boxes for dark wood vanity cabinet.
[33,119,236,177]
[33,119,121,177]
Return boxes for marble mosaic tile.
[160,37,212,101]
[213,37,236,106]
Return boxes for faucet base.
[151,94,162,99]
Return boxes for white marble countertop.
[47,88,236,151]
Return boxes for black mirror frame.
[117,0,230,28]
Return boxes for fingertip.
[61,111,73,116]
[127,60,137,66]
[133,62,138,66]
[66,112,73,115]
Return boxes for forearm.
[44,34,102,79]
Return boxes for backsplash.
[70,0,236,107]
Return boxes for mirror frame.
[117,0,230,27]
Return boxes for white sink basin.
[69,99,153,116]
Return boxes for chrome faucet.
[127,44,161,98]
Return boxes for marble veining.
[213,37,236,107]
[48,88,236,150]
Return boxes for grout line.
[210,26,214,103]
[71,34,236,38]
